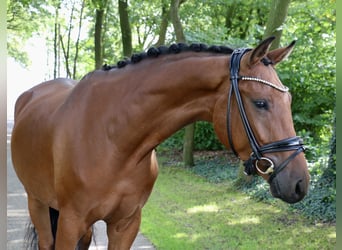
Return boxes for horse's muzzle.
[270,174,308,204]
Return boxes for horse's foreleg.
[106,207,142,250]
[27,196,54,250]
[78,226,93,250]
[54,209,89,250]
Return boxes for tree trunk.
[169,0,194,166]
[183,124,195,166]
[95,8,105,69]
[53,6,59,79]
[155,4,170,47]
[263,0,291,50]
[60,2,75,78]
[170,0,186,42]
[118,0,132,57]
[73,0,85,79]
[65,3,75,78]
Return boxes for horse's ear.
[267,40,296,65]
[247,36,276,66]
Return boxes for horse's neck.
[92,54,229,157]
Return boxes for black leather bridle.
[227,48,305,183]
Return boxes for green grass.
[140,165,336,250]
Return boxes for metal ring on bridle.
[255,157,274,175]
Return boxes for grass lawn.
[140,164,336,250]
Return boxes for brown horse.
[11,37,310,249]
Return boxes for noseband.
[227,48,305,183]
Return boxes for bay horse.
[11,36,310,249]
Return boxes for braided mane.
[102,43,234,71]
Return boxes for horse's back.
[11,78,76,204]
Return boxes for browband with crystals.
[240,76,289,92]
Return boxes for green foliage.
[291,118,336,222]
[158,128,184,151]
[158,122,223,152]
[7,0,49,67]
[291,162,336,222]
[190,154,238,183]
[279,0,335,144]
[194,122,224,151]
[180,0,271,44]
[129,1,164,50]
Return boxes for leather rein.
[227,48,305,183]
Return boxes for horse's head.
[213,37,310,204]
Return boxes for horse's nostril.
[295,179,303,196]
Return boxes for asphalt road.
[7,120,155,249]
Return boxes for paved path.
[7,120,155,249]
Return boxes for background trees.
[7,0,335,221]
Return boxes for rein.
[227,48,305,183]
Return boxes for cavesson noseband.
[227,48,305,183]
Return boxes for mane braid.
[102,43,234,71]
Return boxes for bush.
[194,122,224,150]
[290,158,336,223]
[158,121,223,152]
[190,156,238,183]
[291,122,336,223]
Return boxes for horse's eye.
[254,99,269,110]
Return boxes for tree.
[154,2,170,46]
[118,0,132,57]
[7,0,48,67]
[169,0,194,167]
[281,0,335,145]
[56,0,86,78]
[59,2,75,78]
[263,0,291,49]
[53,3,61,78]
[170,0,186,43]
[92,0,108,69]
[72,0,86,78]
